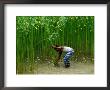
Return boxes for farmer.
[52,45,74,68]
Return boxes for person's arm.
[51,45,63,65]
[57,51,62,61]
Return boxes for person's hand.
[51,45,54,48]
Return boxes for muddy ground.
[34,61,94,74]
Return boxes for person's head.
[52,44,59,48]
[52,44,63,52]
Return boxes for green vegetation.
[16,16,94,74]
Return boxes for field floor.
[33,61,94,74]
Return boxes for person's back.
[63,46,74,52]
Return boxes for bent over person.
[52,45,74,68]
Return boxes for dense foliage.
[16,16,94,74]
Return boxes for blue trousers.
[64,51,74,64]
